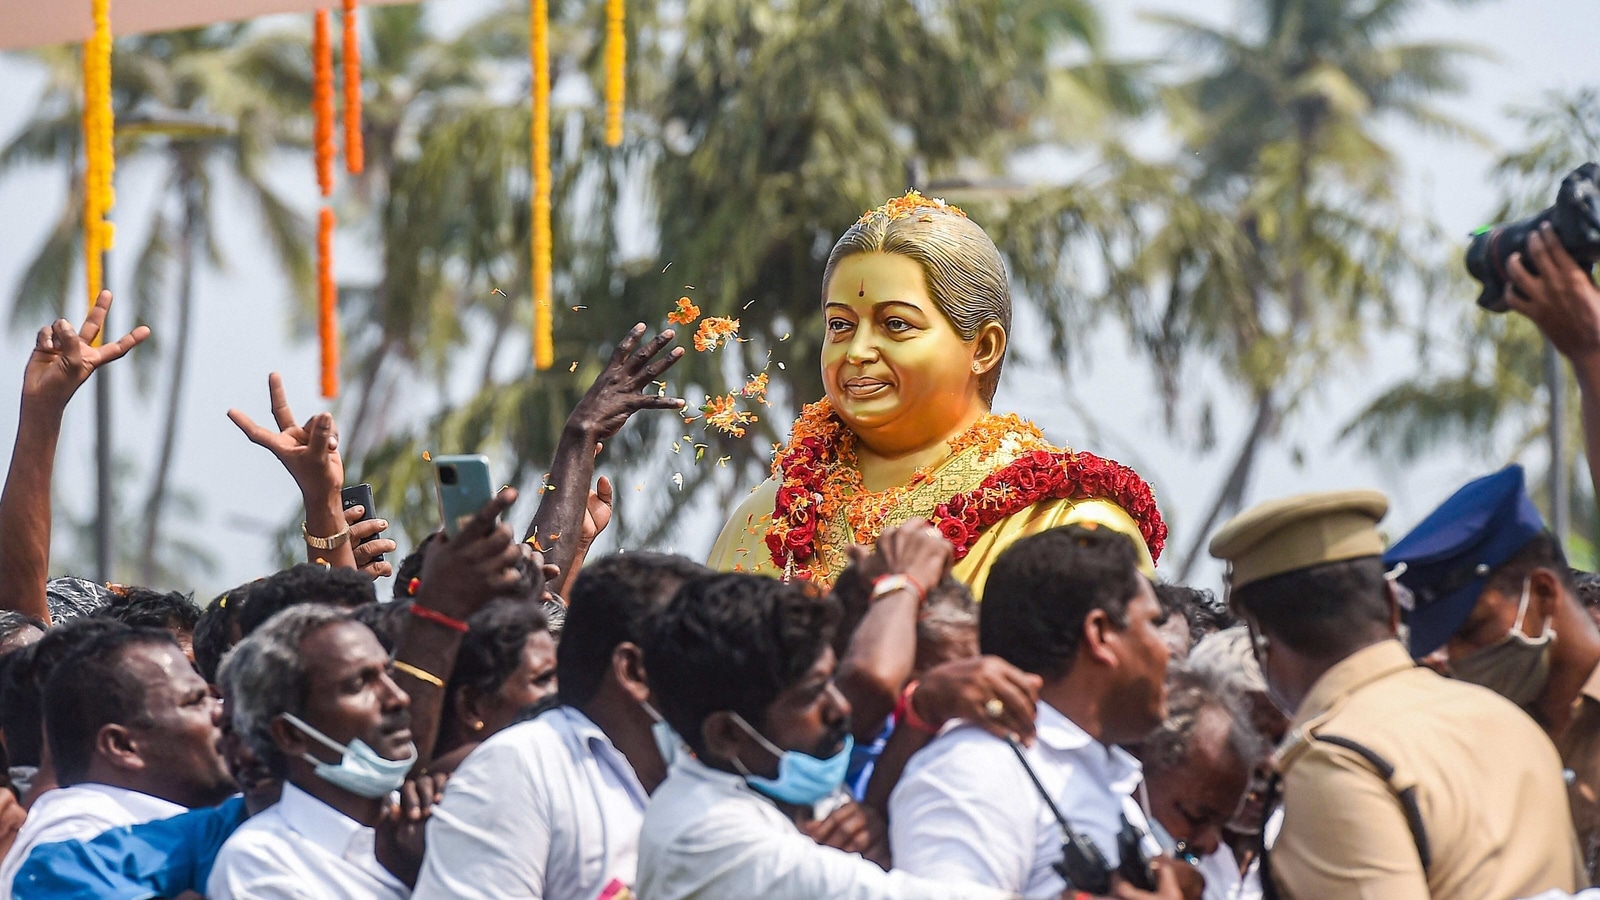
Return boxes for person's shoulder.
[897,725,1023,792]
[211,806,300,869]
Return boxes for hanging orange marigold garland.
[82,0,115,314]
[313,10,335,196]
[604,0,625,147]
[313,8,340,396]
[342,0,364,174]
[318,207,339,397]
[529,0,553,369]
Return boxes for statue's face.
[821,252,981,444]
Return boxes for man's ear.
[452,686,482,732]
[1385,580,1403,637]
[1529,567,1566,624]
[701,711,747,768]
[611,642,651,704]
[270,715,311,760]
[1081,608,1120,668]
[96,723,143,774]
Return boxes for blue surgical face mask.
[280,712,416,799]
[728,713,853,807]
[641,701,684,769]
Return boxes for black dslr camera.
[1007,739,1158,894]
[1466,162,1600,312]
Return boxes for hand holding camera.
[1505,222,1600,363]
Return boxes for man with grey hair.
[1184,626,1289,900]
[208,605,418,899]
[1131,663,1266,867]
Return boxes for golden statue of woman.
[707,192,1166,595]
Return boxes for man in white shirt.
[0,623,236,898]
[414,552,710,900]
[890,525,1194,899]
[208,605,417,900]
[637,567,1013,900]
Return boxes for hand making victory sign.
[24,289,151,408]
[227,373,357,570]
[0,290,150,623]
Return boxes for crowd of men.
[0,227,1596,900]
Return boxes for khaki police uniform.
[1211,490,1585,900]
[1272,640,1582,900]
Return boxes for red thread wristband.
[897,680,940,735]
[410,604,469,633]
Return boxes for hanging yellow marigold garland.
[342,0,364,174]
[529,0,553,369]
[604,0,625,147]
[313,9,340,396]
[82,0,115,314]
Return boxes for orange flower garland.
[318,207,339,398]
[82,0,115,312]
[764,400,1168,582]
[341,0,364,174]
[312,10,335,197]
[313,10,338,396]
[604,0,625,147]
[529,0,554,370]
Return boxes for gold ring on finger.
[983,698,1004,719]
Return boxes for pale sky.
[0,0,1596,598]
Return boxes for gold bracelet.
[391,659,444,688]
[302,521,352,551]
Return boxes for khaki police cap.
[1209,490,1389,589]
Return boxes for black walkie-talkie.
[1005,737,1159,894]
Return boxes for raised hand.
[581,475,614,546]
[23,290,150,409]
[564,324,688,441]
[226,373,345,502]
[1507,222,1600,362]
[872,519,955,596]
[416,488,529,623]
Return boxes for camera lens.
[439,465,458,486]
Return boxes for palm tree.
[0,25,312,585]
[1009,0,1485,577]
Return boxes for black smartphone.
[341,483,385,562]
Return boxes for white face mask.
[279,712,417,799]
[641,701,685,770]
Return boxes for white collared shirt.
[637,754,1014,900]
[206,782,407,900]
[0,783,186,900]
[413,706,649,900]
[1197,842,1263,900]
[888,701,1157,899]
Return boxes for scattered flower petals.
[667,296,700,325]
[693,317,740,352]
[703,392,757,438]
